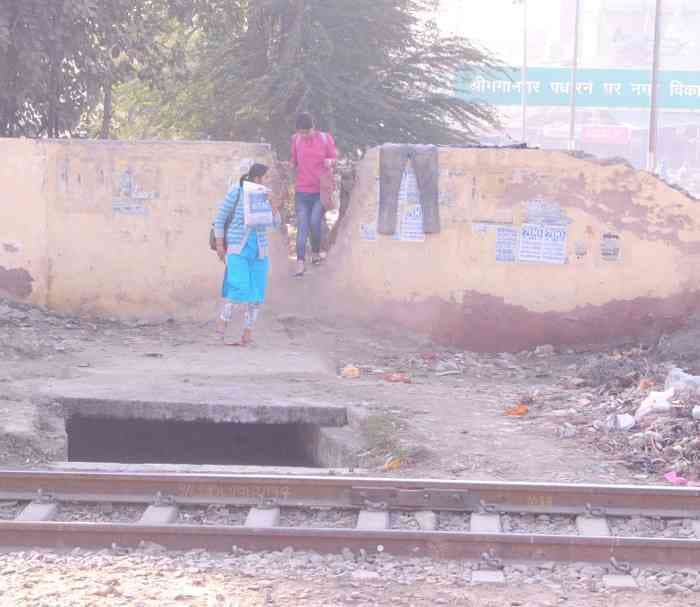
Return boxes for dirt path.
[0,301,662,484]
[3,299,700,604]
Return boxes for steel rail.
[0,522,698,566]
[1,471,700,565]
[0,470,699,517]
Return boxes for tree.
[108,0,247,140]
[0,0,182,138]
[114,0,499,154]
[0,1,92,137]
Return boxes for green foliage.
[1,0,498,149]
[0,0,180,137]
[113,0,499,154]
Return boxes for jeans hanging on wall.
[378,144,440,235]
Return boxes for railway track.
[0,469,699,567]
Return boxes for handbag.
[320,167,338,211]
[209,186,242,251]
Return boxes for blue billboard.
[457,67,700,110]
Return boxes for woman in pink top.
[291,113,337,277]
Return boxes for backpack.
[209,186,242,251]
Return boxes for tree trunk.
[47,65,57,138]
[100,80,112,139]
[279,0,304,65]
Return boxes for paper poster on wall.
[601,233,621,261]
[359,223,378,241]
[112,168,157,216]
[438,190,456,208]
[395,204,426,242]
[396,167,425,241]
[525,198,571,225]
[398,165,419,202]
[112,201,149,215]
[518,223,568,264]
[495,227,519,262]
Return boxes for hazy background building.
[439,0,700,194]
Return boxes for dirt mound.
[658,315,700,373]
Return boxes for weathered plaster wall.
[1,140,49,302]
[6,139,700,351]
[327,147,700,351]
[1,139,289,319]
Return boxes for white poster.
[518,224,568,264]
[394,166,425,242]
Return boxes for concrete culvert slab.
[46,378,361,468]
[46,379,348,426]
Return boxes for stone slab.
[298,425,362,468]
[43,379,347,426]
[576,516,611,537]
[245,507,280,528]
[603,575,638,591]
[414,511,437,531]
[138,505,179,525]
[471,570,506,585]
[16,501,58,522]
[470,513,502,533]
[357,510,390,530]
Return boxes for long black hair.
[240,163,268,187]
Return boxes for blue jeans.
[378,144,440,235]
[295,192,323,261]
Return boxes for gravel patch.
[1,547,700,606]
[502,514,577,535]
[437,512,470,531]
[609,516,696,538]
[390,512,421,530]
[177,505,248,525]
[55,502,143,523]
[0,501,23,520]
[279,507,357,528]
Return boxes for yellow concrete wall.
[327,147,700,350]
[1,138,290,319]
[1,139,50,304]
[5,137,700,350]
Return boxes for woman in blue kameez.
[213,163,280,346]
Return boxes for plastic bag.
[341,365,360,379]
[243,181,274,228]
[504,402,529,417]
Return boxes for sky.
[437,0,699,71]
[436,0,564,66]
